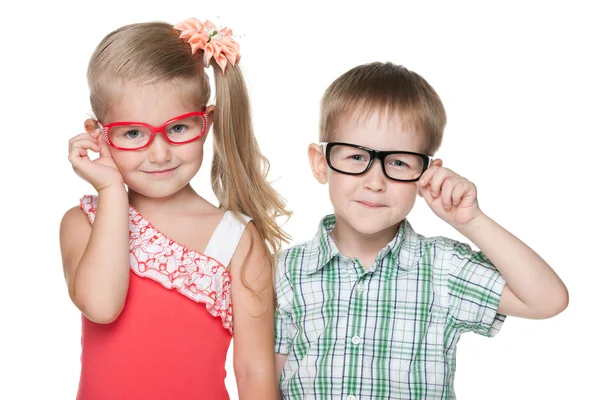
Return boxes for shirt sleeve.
[274,252,293,354]
[447,241,507,337]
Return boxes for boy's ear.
[308,143,328,184]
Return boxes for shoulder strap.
[79,195,98,224]
[204,211,252,267]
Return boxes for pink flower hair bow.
[174,18,241,73]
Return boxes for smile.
[142,166,179,177]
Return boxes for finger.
[70,144,94,160]
[68,142,101,170]
[451,181,467,206]
[89,128,102,139]
[419,158,443,186]
[69,132,95,151]
[417,181,435,205]
[69,138,101,154]
[419,164,441,187]
[69,144,90,166]
[441,178,456,210]
[429,168,452,198]
[70,136,100,148]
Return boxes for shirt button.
[351,336,361,345]
[347,396,356,400]
[356,283,365,293]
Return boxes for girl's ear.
[308,143,328,184]
[201,105,215,145]
[84,119,99,134]
[205,105,215,130]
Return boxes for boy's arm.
[418,160,568,319]
[457,214,568,319]
[230,223,278,400]
[59,186,130,323]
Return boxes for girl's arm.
[275,354,287,399]
[275,354,287,384]
[230,223,278,400]
[59,185,130,323]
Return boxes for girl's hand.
[68,119,124,192]
[417,159,483,228]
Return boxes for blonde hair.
[320,62,447,155]
[87,21,291,288]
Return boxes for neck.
[128,184,200,214]
[330,215,401,270]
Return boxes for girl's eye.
[170,124,187,134]
[125,130,142,139]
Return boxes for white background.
[1,1,598,399]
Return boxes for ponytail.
[210,61,291,288]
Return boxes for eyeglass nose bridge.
[144,126,171,147]
[362,149,390,177]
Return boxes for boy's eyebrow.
[321,142,431,158]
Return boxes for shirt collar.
[306,214,420,275]
[305,214,339,274]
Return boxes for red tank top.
[76,195,250,400]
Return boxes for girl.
[59,18,289,399]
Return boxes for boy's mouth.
[356,200,386,208]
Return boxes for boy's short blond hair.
[320,62,446,155]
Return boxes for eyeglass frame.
[97,110,208,151]
[321,141,432,182]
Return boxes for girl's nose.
[146,132,172,163]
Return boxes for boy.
[274,62,568,399]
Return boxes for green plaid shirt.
[275,215,506,400]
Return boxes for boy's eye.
[389,159,408,168]
[349,154,367,161]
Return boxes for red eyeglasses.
[98,111,208,150]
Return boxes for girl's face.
[99,81,213,199]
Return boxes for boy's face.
[309,110,424,236]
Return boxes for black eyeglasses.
[321,142,431,182]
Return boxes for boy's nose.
[146,133,172,163]
[362,161,386,192]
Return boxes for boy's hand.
[417,159,483,228]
